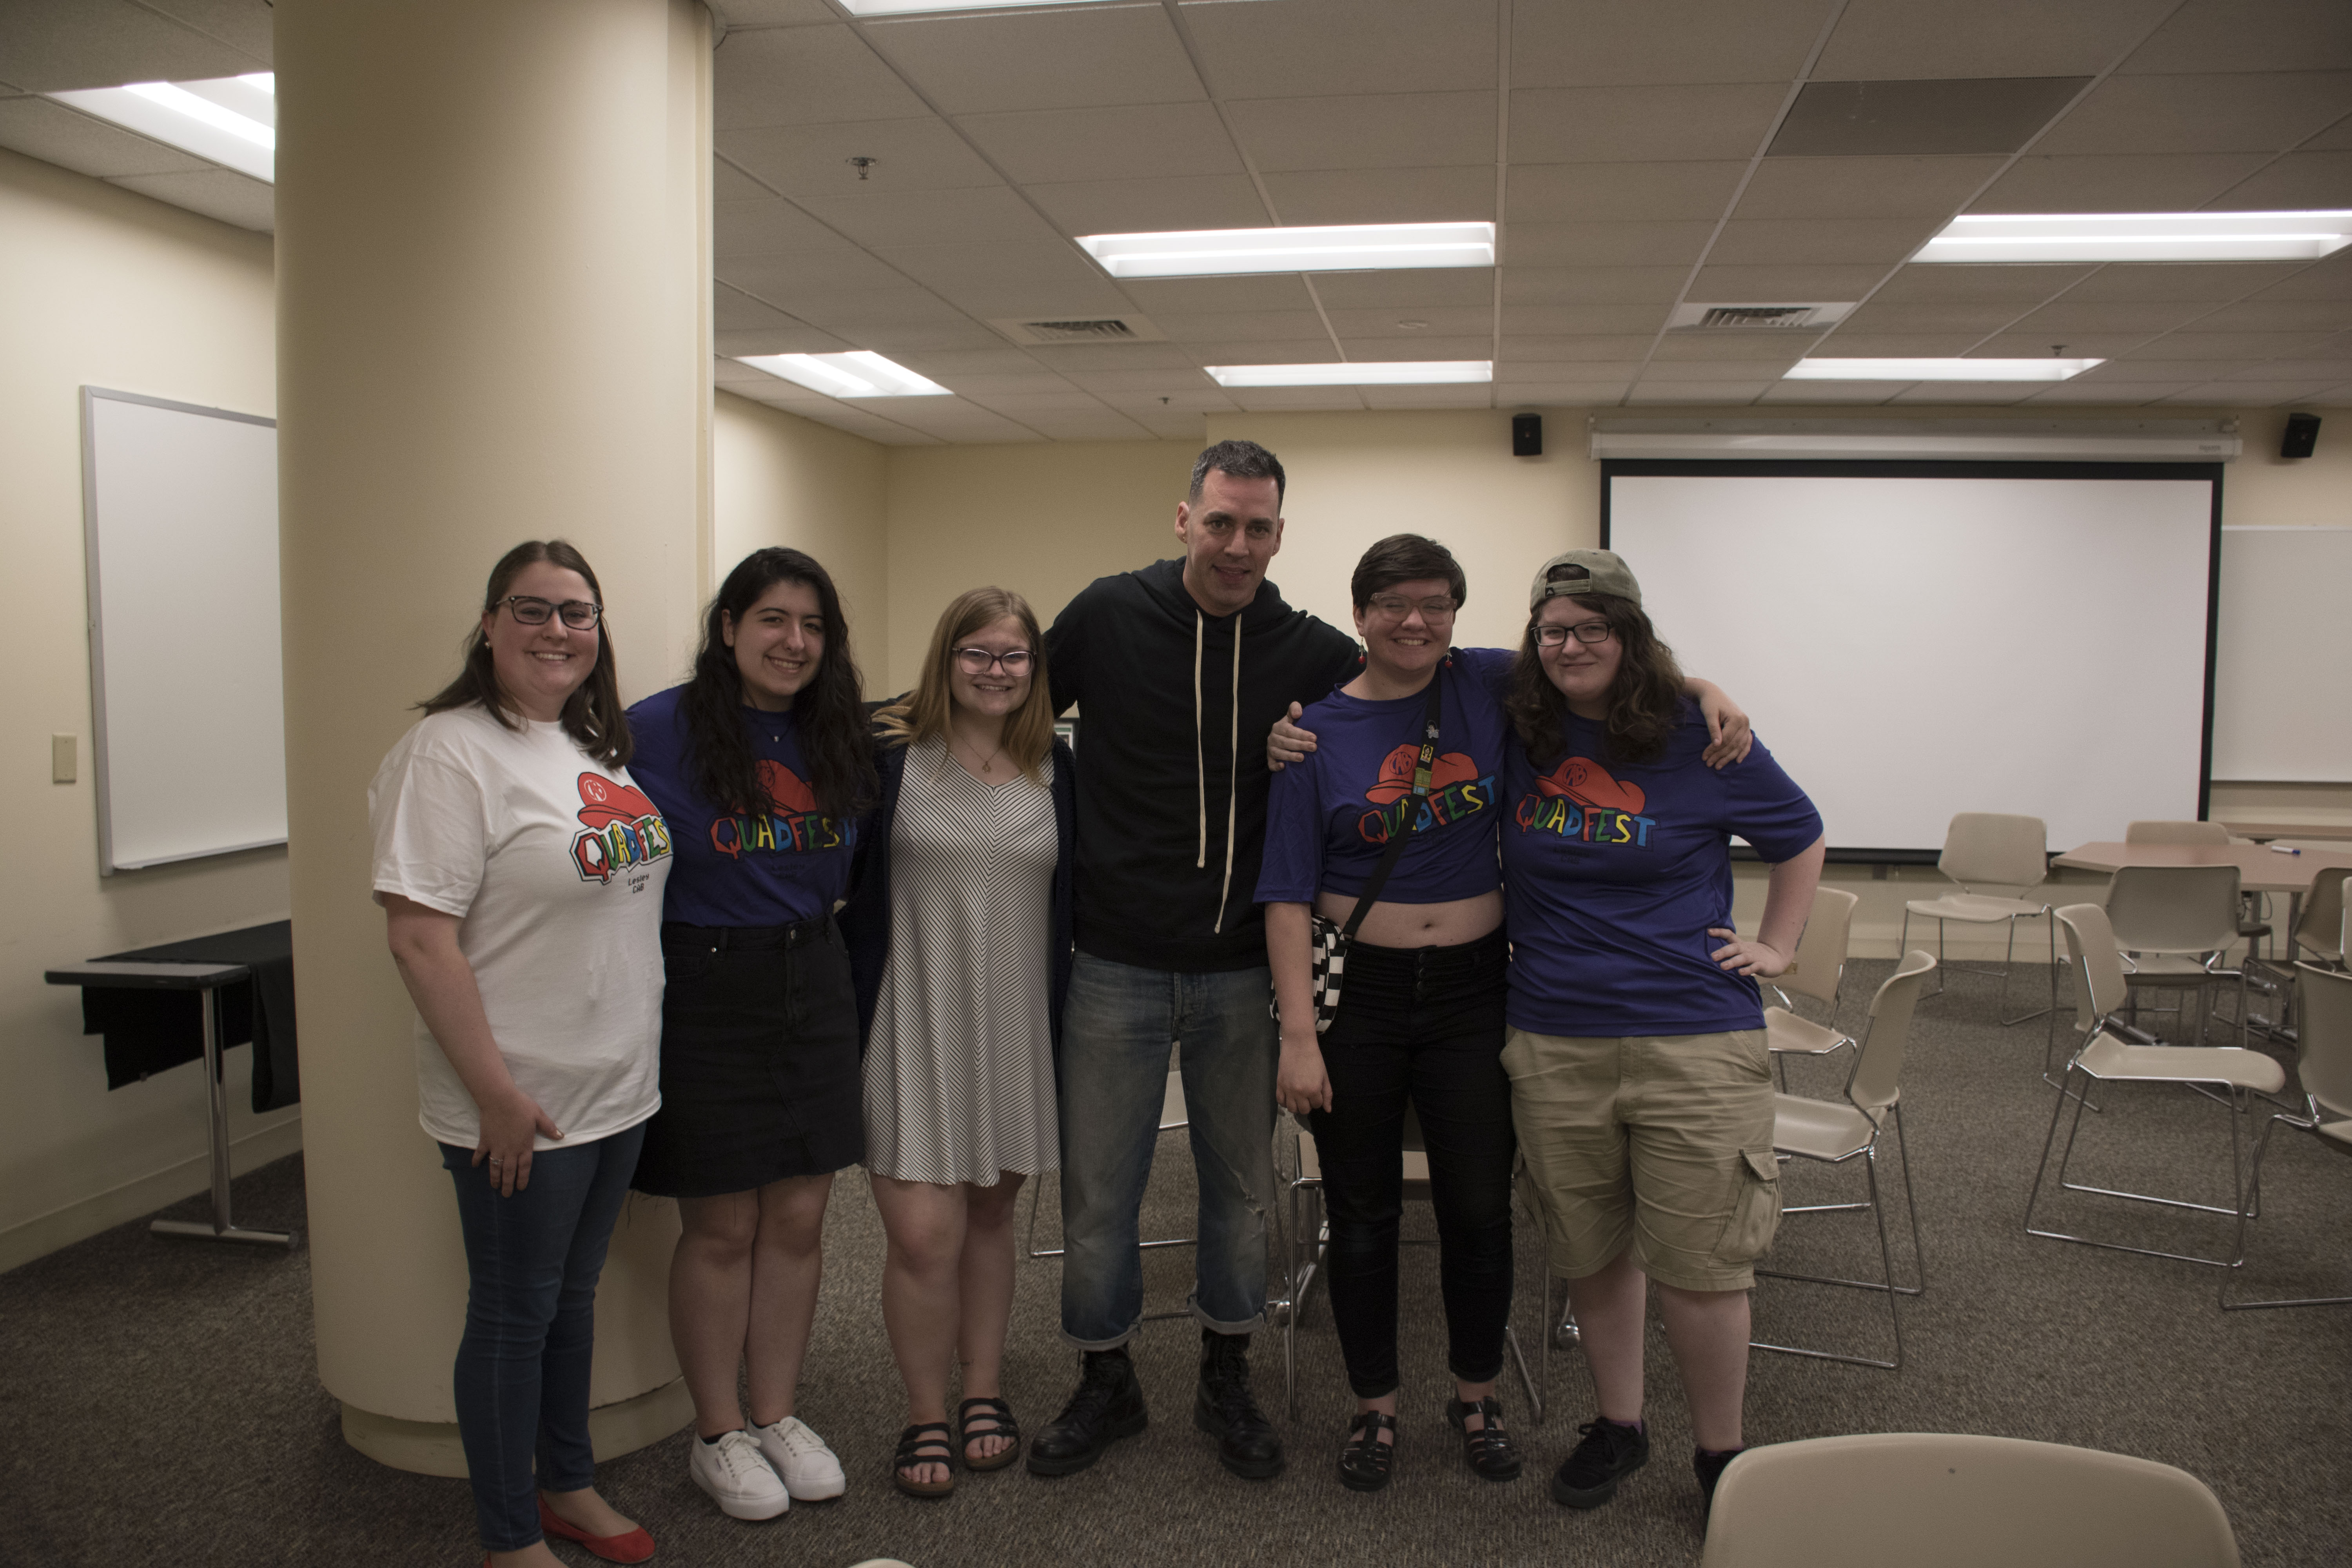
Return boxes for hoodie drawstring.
[1192,608,1244,935]
[1194,610,1208,870]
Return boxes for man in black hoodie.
[1027,439,1357,1482]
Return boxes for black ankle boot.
[1194,1329,1284,1479]
[1027,1347,1148,1477]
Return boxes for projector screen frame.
[1598,458,2226,866]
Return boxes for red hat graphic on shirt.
[575,773,661,830]
[758,759,820,815]
[1535,757,1647,815]
[1365,743,1482,805]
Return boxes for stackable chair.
[2223,962,2352,1310]
[1699,1432,2241,1568]
[2102,865,2251,1049]
[1763,885,1860,1089]
[1900,813,2056,1026]
[2247,866,2351,1036]
[2124,820,2272,950]
[1751,950,1934,1372]
[2026,904,2286,1268]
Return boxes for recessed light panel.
[1078,223,1495,279]
[1204,362,1493,387]
[735,351,951,398]
[48,73,276,182]
[1917,211,2352,264]
[1784,358,2103,381]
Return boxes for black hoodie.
[1045,558,1359,973]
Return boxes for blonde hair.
[875,587,1055,780]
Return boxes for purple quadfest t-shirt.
[1256,648,1514,908]
[624,684,856,928]
[1501,697,1822,1039]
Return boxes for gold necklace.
[952,733,1006,777]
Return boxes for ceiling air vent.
[1667,301,1856,331]
[987,314,1168,346]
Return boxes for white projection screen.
[1604,463,2221,859]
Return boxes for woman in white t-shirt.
[370,540,674,1568]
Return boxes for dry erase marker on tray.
[2269,844,2301,855]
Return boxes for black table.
[83,920,298,1112]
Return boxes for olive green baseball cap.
[1528,548,1641,610]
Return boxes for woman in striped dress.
[840,586,1077,1499]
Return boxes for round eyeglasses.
[501,595,603,630]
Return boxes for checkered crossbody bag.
[1277,671,1445,1035]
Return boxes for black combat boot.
[1193,1329,1284,1479]
[1027,1347,1148,1477]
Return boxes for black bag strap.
[1335,666,1444,944]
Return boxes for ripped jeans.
[1056,953,1278,1347]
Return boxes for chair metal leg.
[1753,1146,1903,1370]
[1998,912,2056,1027]
[2027,1071,2256,1269]
[1504,1322,1543,1424]
[2221,1114,2352,1311]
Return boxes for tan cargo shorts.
[1500,1025,1780,1293]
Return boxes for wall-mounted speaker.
[2281,412,2321,459]
[1511,413,1543,457]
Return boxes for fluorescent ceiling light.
[1078,223,1495,279]
[1784,358,2104,382]
[1204,362,1493,387]
[48,73,275,182]
[735,350,950,398]
[1917,210,2352,264]
[839,0,1128,10]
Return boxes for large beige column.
[276,0,712,1474]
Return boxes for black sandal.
[1446,1394,1524,1482]
[957,1396,1022,1471]
[1337,1410,1397,1493]
[892,1422,955,1499]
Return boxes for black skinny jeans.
[1307,927,1515,1399]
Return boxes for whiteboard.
[81,388,285,872]
[1606,465,2216,858]
[2212,525,2352,782]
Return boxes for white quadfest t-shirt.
[369,704,675,1151]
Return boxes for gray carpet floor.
[5,960,2349,1567]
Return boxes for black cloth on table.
[83,921,298,1112]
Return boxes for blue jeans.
[1057,953,1278,1347]
[440,1122,645,1552]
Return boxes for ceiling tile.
[2307,118,2352,151]
[864,398,1049,443]
[888,346,1048,376]
[1152,310,1332,343]
[1505,336,1656,361]
[966,391,1122,416]
[2074,357,2262,379]
[1969,152,2274,212]
[863,7,1203,115]
[2120,0,2352,75]
[714,356,783,387]
[1500,266,1691,303]
[1064,368,1227,394]
[715,283,808,333]
[2160,379,2343,403]
[2149,329,2338,356]
[0,96,212,178]
[2062,261,2307,300]
[1650,333,1820,361]
[956,102,1244,184]
[715,198,866,258]
[2206,150,2352,211]
[717,117,1003,198]
[144,0,273,62]
[1120,275,1319,312]
[2192,299,2352,332]
[1185,339,1341,364]
[1813,0,2181,80]
[713,159,771,202]
[0,0,260,92]
[1835,301,2032,333]
[2221,357,2352,379]
[1358,384,1497,409]
[716,25,930,130]
[2247,252,2352,298]
[722,250,921,300]
[1507,220,1715,267]
[1225,92,1497,173]
[1093,388,1240,413]
[1496,355,1643,378]
[717,324,854,356]
[1868,263,2094,301]
[1312,270,1496,309]
[2033,71,2352,156]
[907,371,1072,398]
[709,0,836,26]
[1688,263,1905,298]
[2014,379,2172,402]
[1769,77,2091,158]
[1510,84,1791,164]
[1178,0,1498,98]
[1324,307,1495,338]
[1494,381,1632,403]
[1023,341,1215,371]
[1970,332,2165,357]
[1232,386,1370,411]
[1734,155,2006,218]
[1756,379,1903,402]
[779,405,946,445]
[1019,412,1165,441]
[106,168,270,230]
[1330,334,1492,359]
[1629,381,1776,401]
[1705,217,1942,265]
[1884,381,2044,403]
[794,312,1007,354]
[1502,303,1672,334]
[2005,299,2225,334]
[796,185,1064,248]
[1805,332,1988,354]
[1026,174,1270,236]
[1509,160,1746,223]
[1642,356,1804,378]
[1261,166,1495,224]
[1512,0,1832,87]
[870,244,1131,317]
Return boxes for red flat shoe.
[537,1496,656,1563]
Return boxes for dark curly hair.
[1505,583,1685,768]
[420,539,630,767]
[684,548,877,820]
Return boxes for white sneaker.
[690,1427,790,1520]
[754,1415,847,1501]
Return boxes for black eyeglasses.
[1534,621,1613,648]
[953,647,1034,674]
[501,595,603,630]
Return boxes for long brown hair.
[875,587,1055,780]
[686,548,877,820]
[1505,590,1686,767]
[420,539,630,767]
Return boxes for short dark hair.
[1350,533,1466,610]
[420,539,630,767]
[1189,439,1285,506]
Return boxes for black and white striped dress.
[862,737,1060,1185]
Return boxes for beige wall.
[0,150,298,1271]
[711,389,890,695]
